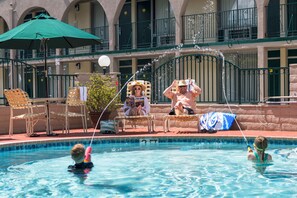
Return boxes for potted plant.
[85,74,120,128]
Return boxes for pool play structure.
[0,137,296,197]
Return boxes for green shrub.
[86,74,120,113]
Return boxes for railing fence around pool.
[0,58,77,105]
[152,54,290,104]
[0,55,290,105]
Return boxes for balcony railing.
[115,17,176,50]
[183,12,218,43]
[183,7,257,44]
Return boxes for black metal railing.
[153,18,176,47]
[0,58,78,104]
[115,17,176,50]
[183,12,218,44]
[150,54,289,104]
[1,55,290,105]
[48,74,78,98]
[183,7,257,44]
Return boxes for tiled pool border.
[0,136,296,152]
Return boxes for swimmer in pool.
[68,144,93,174]
[248,136,272,174]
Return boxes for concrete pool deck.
[0,126,296,146]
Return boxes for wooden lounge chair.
[163,114,200,132]
[4,89,46,136]
[163,79,200,132]
[51,87,88,133]
[114,80,154,133]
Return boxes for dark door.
[267,0,280,37]
[268,50,281,98]
[287,0,297,36]
[24,67,33,98]
[137,0,151,48]
[120,67,132,102]
[119,3,132,50]
[268,59,280,97]
[36,66,46,98]
[137,59,151,82]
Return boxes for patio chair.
[4,89,46,136]
[163,79,200,132]
[52,87,88,133]
[114,80,155,133]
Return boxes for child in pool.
[68,144,93,173]
[248,136,272,162]
[247,136,272,174]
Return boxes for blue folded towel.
[200,112,236,131]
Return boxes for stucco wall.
[185,0,217,15]
[290,64,297,96]
[1,102,297,135]
[150,103,297,132]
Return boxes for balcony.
[115,17,176,50]
[183,7,257,44]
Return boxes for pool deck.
[0,127,296,146]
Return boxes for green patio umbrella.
[0,13,101,96]
[0,14,101,49]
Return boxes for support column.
[109,24,116,50]
[256,0,269,39]
[280,48,288,95]
[131,0,137,49]
[0,18,5,58]
[109,57,120,91]
[258,46,267,101]
[175,16,182,44]
[9,4,15,89]
[109,56,118,73]
[132,57,137,80]
[55,49,62,97]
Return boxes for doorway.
[137,0,151,48]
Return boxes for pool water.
[0,142,296,197]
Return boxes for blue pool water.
[0,139,296,197]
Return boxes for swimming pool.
[0,138,296,197]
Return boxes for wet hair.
[254,136,268,161]
[71,144,85,163]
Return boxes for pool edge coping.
[0,135,296,149]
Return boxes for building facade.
[0,0,296,104]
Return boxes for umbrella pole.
[43,39,49,98]
[43,39,51,134]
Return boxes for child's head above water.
[254,136,268,152]
[71,144,85,163]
